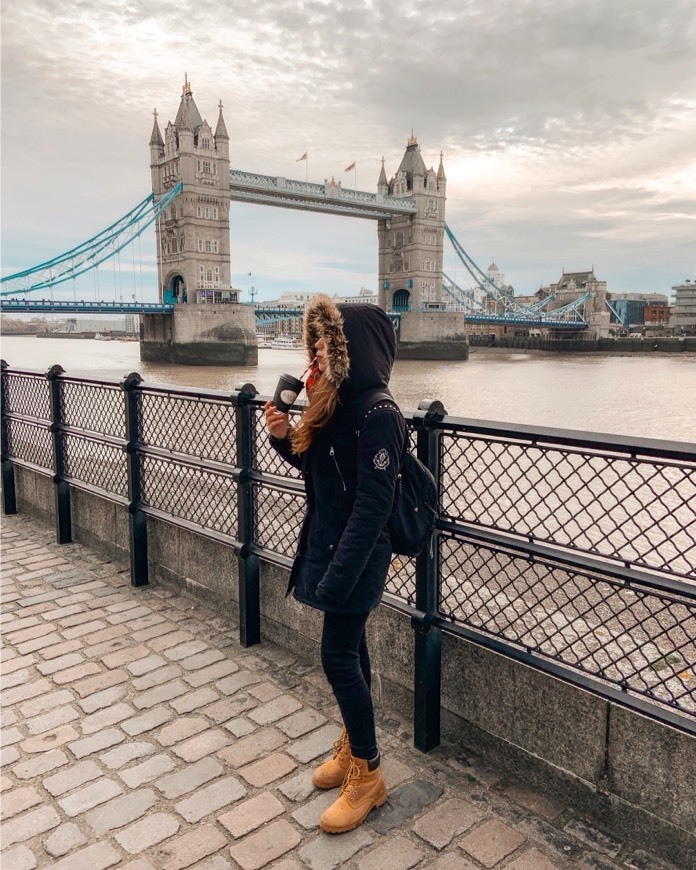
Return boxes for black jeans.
[320,611,377,760]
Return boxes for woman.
[264,295,405,834]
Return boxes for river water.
[2,335,695,442]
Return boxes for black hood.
[337,304,396,400]
[302,296,396,401]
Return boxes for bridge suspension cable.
[443,223,589,327]
[1,183,183,297]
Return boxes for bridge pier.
[395,311,469,359]
[140,305,258,366]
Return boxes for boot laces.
[340,759,362,801]
[332,729,349,759]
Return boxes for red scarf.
[304,361,321,394]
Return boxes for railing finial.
[122,371,143,391]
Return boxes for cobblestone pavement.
[1,514,680,870]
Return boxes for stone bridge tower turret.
[149,76,232,304]
[377,134,447,312]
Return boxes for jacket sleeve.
[269,434,303,471]
[316,406,405,605]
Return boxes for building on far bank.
[336,287,378,305]
[255,288,377,337]
[537,269,610,338]
[606,292,671,334]
[670,280,696,335]
[644,301,671,330]
[260,287,376,309]
[60,316,140,335]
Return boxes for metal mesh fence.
[385,555,416,605]
[2,372,50,420]
[63,433,128,497]
[140,454,238,538]
[252,483,306,557]
[3,367,695,727]
[438,534,696,717]
[137,390,236,463]
[252,405,303,478]
[61,380,126,438]
[6,418,53,471]
[440,432,696,580]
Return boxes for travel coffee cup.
[272,373,304,413]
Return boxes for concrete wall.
[11,465,695,867]
[598,336,696,353]
[469,335,696,354]
[141,305,258,365]
[397,311,469,360]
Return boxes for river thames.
[2,335,695,442]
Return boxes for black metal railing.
[2,361,695,748]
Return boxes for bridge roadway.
[0,298,588,329]
[1,511,651,870]
[0,300,174,314]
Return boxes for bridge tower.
[377,136,467,359]
[149,76,233,303]
[142,77,256,365]
[377,134,447,312]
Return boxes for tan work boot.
[312,727,352,789]
[319,755,387,833]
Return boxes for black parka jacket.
[271,297,406,613]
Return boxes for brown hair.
[289,373,338,454]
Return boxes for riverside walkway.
[1,514,677,870]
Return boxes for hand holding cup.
[264,401,290,440]
[264,370,309,441]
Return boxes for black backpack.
[357,391,439,557]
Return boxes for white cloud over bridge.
[2,0,695,301]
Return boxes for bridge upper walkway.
[229,169,417,220]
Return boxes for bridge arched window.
[392,289,411,312]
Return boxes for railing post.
[122,372,148,587]
[235,382,260,647]
[411,398,447,752]
[1,360,17,515]
[46,364,71,544]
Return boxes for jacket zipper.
[329,446,347,491]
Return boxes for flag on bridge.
[344,162,356,172]
[296,152,307,161]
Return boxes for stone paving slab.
[0,514,683,869]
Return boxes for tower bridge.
[2,76,601,365]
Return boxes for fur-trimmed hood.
[303,295,397,400]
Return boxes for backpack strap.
[354,388,407,464]
[354,388,399,432]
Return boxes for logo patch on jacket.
[373,448,390,470]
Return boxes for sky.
[2,0,695,304]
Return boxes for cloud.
[2,0,695,299]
